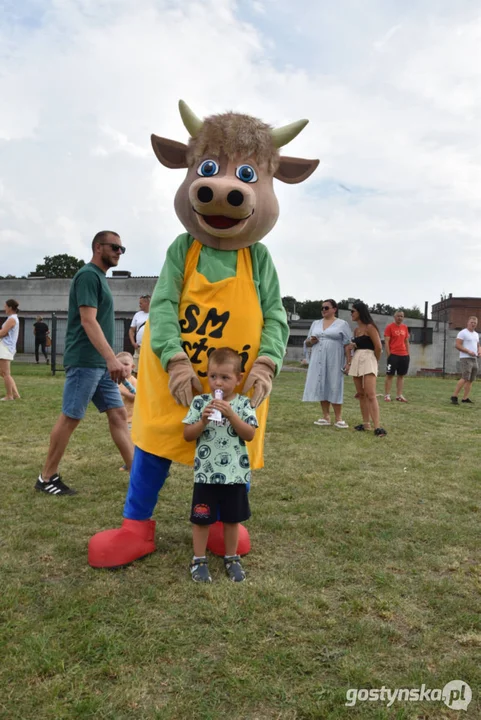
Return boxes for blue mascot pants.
[123,447,171,520]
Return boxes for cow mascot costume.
[89,101,318,568]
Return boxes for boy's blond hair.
[208,347,242,374]
[116,351,134,365]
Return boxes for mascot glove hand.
[167,352,203,406]
[243,356,276,408]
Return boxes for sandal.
[313,418,331,426]
[190,557,212,583]
[224,555,246,582]
[374,427,387,437]
[334,420,349,429]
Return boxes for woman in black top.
[33,316,50,364]
[348,301,386,437]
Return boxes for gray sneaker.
[190,557,212,583]
[224,555,246,582]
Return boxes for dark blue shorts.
[62,366,123,420]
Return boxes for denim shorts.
[62,366,124,420]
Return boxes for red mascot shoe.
[206,521,251,557]
[88,519,156,569]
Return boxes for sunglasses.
[140,295,151,299]
[321,306,332,311]
[100,242,126,254]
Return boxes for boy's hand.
[209,399,234,420]
[201,404,214,425]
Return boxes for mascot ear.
[151,135,189,169]
[274,156,319,184]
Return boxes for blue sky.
[1,0,480,309]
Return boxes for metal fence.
[3,315,133,373]
[49,319,125,354]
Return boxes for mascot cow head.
[151,100,319,251]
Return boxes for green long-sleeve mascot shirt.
[149,233,289,374]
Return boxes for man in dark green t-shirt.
[35,231,134,496]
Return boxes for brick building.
[431,295,481,330]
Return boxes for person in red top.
[384,310,410,402]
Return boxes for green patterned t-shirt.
[182,393,258,485]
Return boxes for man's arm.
[128,326,138,349]
[455,336,476,356]
[405,333,410,354]
[384,331,390,357]
[79,306,128,382]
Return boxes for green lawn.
[1,365,480,719]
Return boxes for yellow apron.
[132,240,268,469]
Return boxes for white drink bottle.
[210,389,223,424]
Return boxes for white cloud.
[0,0,480,311]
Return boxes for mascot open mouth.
[193,208,254,230]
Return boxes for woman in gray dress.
[302,299,352,428]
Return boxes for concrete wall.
[0,276,158,357]
[0,276,158,315]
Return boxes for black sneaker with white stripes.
[35,474,77,496]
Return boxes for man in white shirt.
[129,294,150,374]
[451,316,481,405]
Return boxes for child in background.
[117,352,137,424]
[117,352,137,470]
[183,347,258,584]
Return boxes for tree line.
[0,254,85,279]
[282,296,424,320]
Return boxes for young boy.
[183,347,258,583]
[117,352,137,424]
[117,352,137,471]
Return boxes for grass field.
[1,365,480,719]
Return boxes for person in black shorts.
[33,316,50,364]
[384,311,410,403]
[183,347,258,583]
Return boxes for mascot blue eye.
[197,159,219,177]
[236,164,257,183]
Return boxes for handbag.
[46,335,52,347]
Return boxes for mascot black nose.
[227,190,244,207]
[197,186,214,203]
